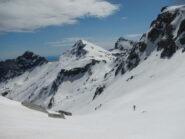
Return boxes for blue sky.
[0,0,184,60]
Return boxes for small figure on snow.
[133,105,136,111]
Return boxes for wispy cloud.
[0,0,119,33]
[121,17,127,20]
[171,0,185,4]
[94,41,115,50]
[47,36,116,50]
[126,34,142,38]
[47,37,89,47]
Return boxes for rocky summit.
[0,51,47,83]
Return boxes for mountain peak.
[70,40,111,56]
[115,37,136,51]
[73,40,86,49]
[73,40,104,50]
[60,40,114,66]
[117,37,128,42]
[0,51,47,82]
[17,51,47,67]
[22,51,35,56]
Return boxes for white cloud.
[0,0,119,33]
[126,34,142,38]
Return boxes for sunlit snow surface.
[2,5,185,139]
[1,50,185,139]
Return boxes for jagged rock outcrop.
[115,37,135,51]
[145,5,185,58]
[122,5,185,72]
[0,51,47,82]
[111,37,136,76]
[111,6,185,76]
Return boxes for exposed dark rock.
[17,51,47,70]
[149,11,177,42]
[115,37,127,49]
[178,19,185,36]
[148,28,162,42]
[161,6,169,12]
[140,33,146,41]
[50,59,100,95]
[126,76,134,82]
[161,43,178,58]
[158,39,178,58]
[166,25,174,39]
[104,73,108,79]
[39,87,49,96]
[143,8,185,58]
[115,37,135,51]
[48,97,54,109]
[102,60,107,63]
[138,42,147,52]
[115,63,125,76]
[72,40,87,57]
[182,48,185,53]
[60,60,99,78]
[158,39,171,50]
[93,85,105,100]
[127,51,140,70]
[0,51,47,82]
[158,12,177,24]
[180,34,185,45]
[1,92,9,96]
[95,104,102,110]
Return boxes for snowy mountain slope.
[1,50,185,139]
[0,40,123,111]
[112,5,185,77]
[60,5,185,114]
